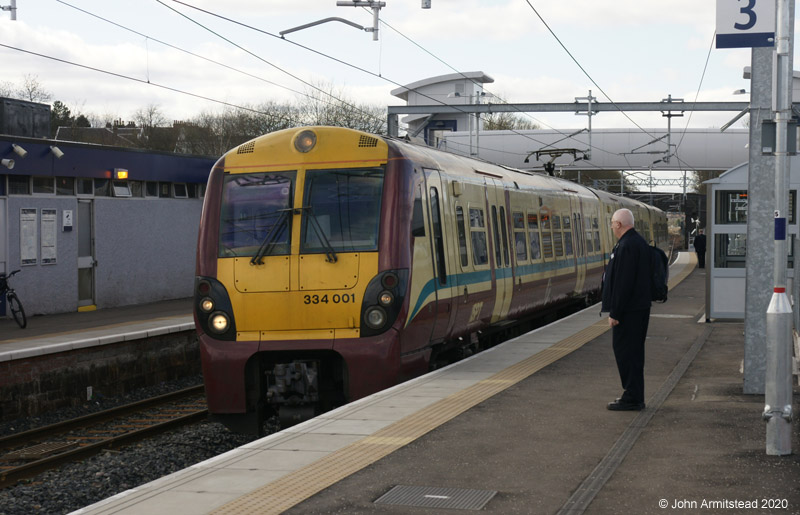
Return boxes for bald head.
[611,208,634,239]
[612,209,634,228]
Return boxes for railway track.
[0,385,208,488]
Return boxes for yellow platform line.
[213,255,696,514]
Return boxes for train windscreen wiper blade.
[250,208,291,265]
[301,206,338,263]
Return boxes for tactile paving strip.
[213,254,696,514]
[212,320,609,515]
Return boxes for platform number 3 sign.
[716,0,776,48]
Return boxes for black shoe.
[607,400,645,411]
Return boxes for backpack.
[650,245,669,303]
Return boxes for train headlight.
[378,291,394,306]
[364,306,387,330]
[294,130,317,153]
[200,297,215,313]
[209,312,230,334]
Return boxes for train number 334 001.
[303,293,356,305]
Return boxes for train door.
[571,196,587,294]
[423,169,455,342]
[488,178,512,323]
[77,199,96,310]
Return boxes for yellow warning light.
[114,168,129,180]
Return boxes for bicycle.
[1,270,27,328]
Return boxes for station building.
[0,100,214,315]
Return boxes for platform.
[68,252,799,515]
[0,298,193,362]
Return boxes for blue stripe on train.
[407,253,607,322]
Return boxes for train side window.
[552,213,563,257]
[513,211,528,263]
[491,206,502,266]
[574,214,582,257]
[563,216,573,256]
[411,185,426,237]
[540,208,553,259]
[456,205,469,267]
[430,187,447,285]
[469,207,489,266]
[499,206,510,267]
[528,212,541,261]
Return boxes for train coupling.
[265,361,320,406]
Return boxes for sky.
[0,0,764,130]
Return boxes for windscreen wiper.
[251,208,291,265]
[301,206,338,263]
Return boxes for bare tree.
[483,112,541,131]
[17,74,52,103]
[296,81,386,134]
[0,80,15,98]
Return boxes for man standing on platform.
[601,208,651,411]
[694,229,706,269]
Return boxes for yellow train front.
[195,127,413,434]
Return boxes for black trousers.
[612,309,650,404]
[696,250,705,268]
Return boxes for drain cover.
[375,485,497,510]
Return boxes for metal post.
[575,90,595,160]
[764,0,794,456]
[744,47,776,395]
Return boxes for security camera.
[1,158,14,169]
[12,144,27,158]
[50,145,64,159]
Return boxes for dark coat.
[694,234,706,253]
[601,228,651,319]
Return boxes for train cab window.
[563,216,573,256]
[469,207,489,266]
[456,206,469,267]
[219,171,296,257]
[528,212,541,261]
[513,211,528,263]
[302,168,384,253]
[430,187,447,285]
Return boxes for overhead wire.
[521,0,727,188]
[154,0,386,127]
[167,0,610,171]
[373,13,620,164]
[0,42,292,120]
[522,0,659,141]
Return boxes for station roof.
[391,71,494,101]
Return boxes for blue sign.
[716,0,775,48]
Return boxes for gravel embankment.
[0,377,273,515]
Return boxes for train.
[194,126,669,434]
